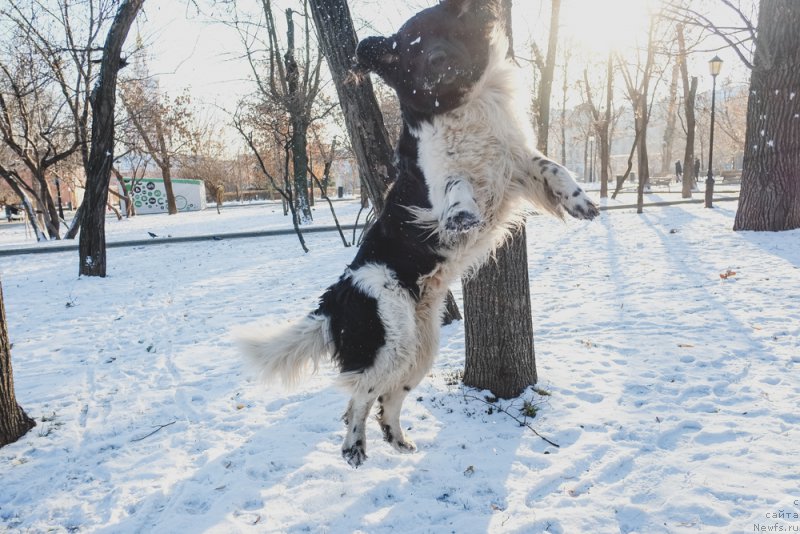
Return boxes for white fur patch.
[339,263,418,394]
[236,314,331,388]
[409,30,592,280]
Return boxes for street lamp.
[588,135,595,183]
[705,55,723,208]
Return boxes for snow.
[410,36,422,46]
[1,196,799,533]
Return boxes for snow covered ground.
[1,194,798,533]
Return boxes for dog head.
[355,0,503,117]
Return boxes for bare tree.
[581,52,614,198]
[232,0,326,224]
[617,15,660,213]
[461,0,548,398]
[118,66,197,215]
[307,0,394,214]
[530,0,562,153]
[233,109,309,252]
[671,0,799,230]
[78,0,144,277]
[677,23,699,198]
[2,1,139,243]
[660,58,681,176]
[734,0,800,230]
[0,279,36,448]
[0,19,84,240]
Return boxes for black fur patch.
[317,1,500,379]
[316,278,386,374]
[381,423,394,444]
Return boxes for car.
[4,204,23,222]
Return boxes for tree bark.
[290,116,312,222]
[78,0,143,277]
[463,227,536,398]
[285,8,312,223]
[155,119,178,215]
[462,0,539,398]
[601,53,613,198]
[534,0,561,151]
[660,60,680,176]
[307,0,394,214]
[582,54,613,199]
[636,93,650,213]
[734,0,800,231]
[0,279,36,448]
[678,24,698,199]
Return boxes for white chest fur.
[409,57,534,270]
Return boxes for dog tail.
[237,313,331,388]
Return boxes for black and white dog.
[240,0,598,468]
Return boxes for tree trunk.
[660,60,680,176]
[34,171,60,239]
[600,53,613,198]
[678,24,698,199]
[291,117,313,223]
[462,0,539,398]
[636,95,650,213]
[284,8,313,223]
[160,161,178,215]
[463,226,536,398]
[3,178,47,241]
[0,280,36,448]
[78,0,143,277]
[534,0,561,152]
[560,55,568,166]
[155,122,178,215]
[734,0,800,231]
[308,0,394,214]
[677,24,698,198]
[681,76,698,199]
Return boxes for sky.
[135,0,754,150]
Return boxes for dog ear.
[355,36,399,76]
[441,0,473,17]
[441,0,500,19]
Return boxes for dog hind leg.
[341,392,377,468]
[377,386,417,453]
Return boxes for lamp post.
[589,135,595,183]
[705,55,723,208]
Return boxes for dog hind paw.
[342,442,368,468]
[393,437,417,454]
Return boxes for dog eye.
[427,50,447,68]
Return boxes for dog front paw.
[563,189,599,220]
[444,210,482,233]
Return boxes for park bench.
[719,170,742,185]
[648,175,677,191]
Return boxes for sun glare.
[555,0,659,55]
